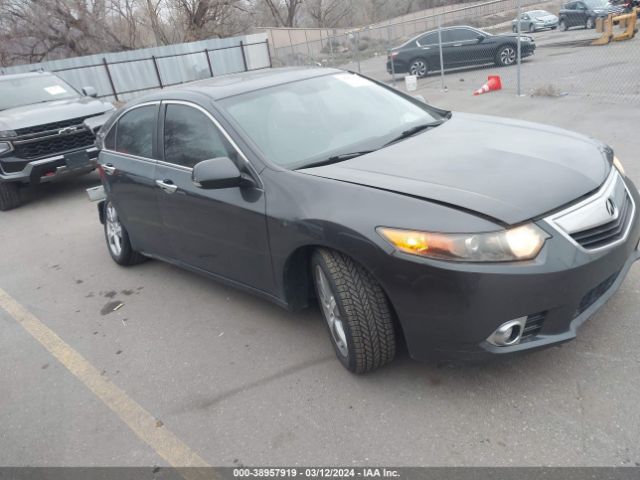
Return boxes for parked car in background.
[511,10,559,32]
[559,0,623,30]
[0,71,114,210]
[94,68,639,373]
[386,26,535,78]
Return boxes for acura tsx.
[94,67,640,373]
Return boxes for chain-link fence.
[268,0,639,103]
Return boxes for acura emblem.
[58,126,79,135]
[606,198,617,217]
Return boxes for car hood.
[299,113,611,226]
[0,97,114,131]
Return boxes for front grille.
[13,130,96,160]
[521,312,546,340]
[575,270,619,318]
[15,115,97,136]
[570,192,633,250]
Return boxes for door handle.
[156,179,178,194]
[102,164,116,175]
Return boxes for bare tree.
[305,0,350,27]
[262,0,302,27]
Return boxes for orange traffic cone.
[473,75,502,95]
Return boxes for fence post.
[102,58,118,102]
[239,41,248,71]
[151,55,163,88]
[438,15,446,92]
[355,31,361,73]
[516,0,523,96]
[204,49,214,77]
[387,26,396,88]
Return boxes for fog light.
[487,317,526,346]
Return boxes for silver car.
[512,10,559,32]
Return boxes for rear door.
[154,100,273,293]
[100,103,168,256]
[444,28,491,65]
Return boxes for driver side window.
[163,104,235,169]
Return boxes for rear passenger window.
[163,104,235,169]
[115,105,156,158]
[417,32,439,46]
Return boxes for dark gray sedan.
[94,68,640,373]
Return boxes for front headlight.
[377,223,549,262]
[0,142,13,155]
[0,130,16,139]
[613,155,625,177]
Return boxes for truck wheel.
[103,200,146,266]
[311,248,396,374]
[0,182,22,211]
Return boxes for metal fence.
[1,34,272,102]
[269,0,640,104]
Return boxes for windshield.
[529,10,549,17]
[0,74,79,111]
[219,73,442,169]
[584,0,609,7]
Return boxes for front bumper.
[0,146,98,185]
[379,179,640,362]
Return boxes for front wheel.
[496,45,517,66]
[408,58,428,78]
[586,16,595,28]
[529,23,536,33]
[560,19,568,31]
[0,182,22,211]
[311,249,396,374]
[103,200,147,266]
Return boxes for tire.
[495,44,517,66]
[586,16,595,28]
[408,58,428,78]
[103,200,147,266]
[311,248,396,374]
[0,181,22,211]
[529,23,535,33]
[560,19,568,31]
[512,25,517,32]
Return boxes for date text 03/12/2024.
[232,468,400,478]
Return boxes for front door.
[155,101,274,294]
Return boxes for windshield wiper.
[296,150,375,170]
[383,121,445,147]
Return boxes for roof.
[173,66,342,100]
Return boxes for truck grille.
[15,115,97,136]
[13,130,96,159]
[570,191,633,249]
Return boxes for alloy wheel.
[315,265,348,357]
[500,46,517,65]
[105,202,123,257]
[409,60,427,77]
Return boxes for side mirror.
[82,86,98,98]
[477,35,485,42]
[193,157,242,189]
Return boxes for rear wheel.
[408,58,428,78]
[0,182,22,211]
[496,45,517,66]
[311,248,396,374]
[104,200,146,266]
